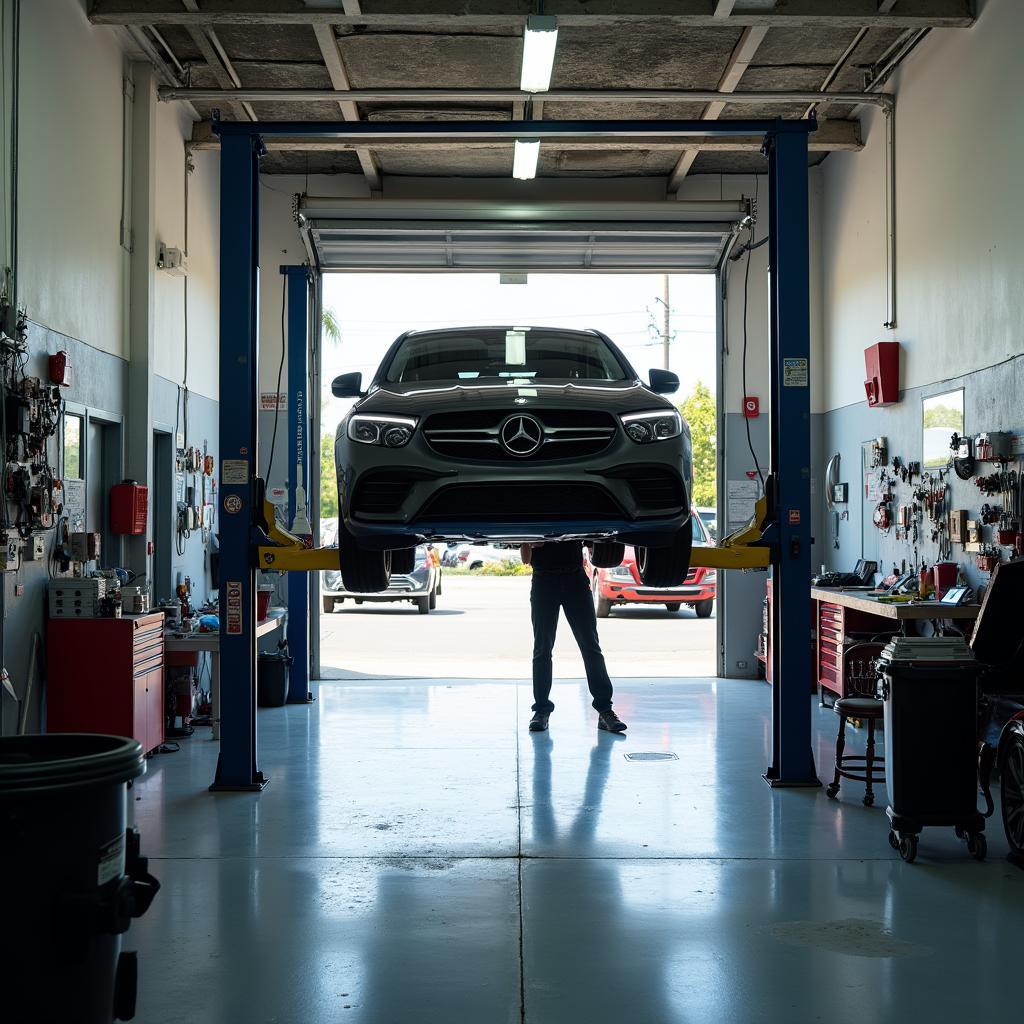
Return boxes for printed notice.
[783,358,809,387]
[222,459,249,485]
[864,469,885,501]
[97,832,125,887]
[260,392,287,411]
[63,478,86,532]
[226,580,243,635]
[727,478,760,525]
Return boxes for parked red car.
[584,511,716,618]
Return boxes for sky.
[319,273,716,428]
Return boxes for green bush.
[445,562,532,577]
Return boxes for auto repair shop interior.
[1,2,1023,1023]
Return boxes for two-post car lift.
[211,116,819,793]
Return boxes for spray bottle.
[291,463,313,546]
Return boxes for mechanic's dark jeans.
[531,569,614,713]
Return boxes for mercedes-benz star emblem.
[500,414,543,457]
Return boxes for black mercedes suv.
[332,326,693,592]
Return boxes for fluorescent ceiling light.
[513,139,541,180]
[520,15,558,92]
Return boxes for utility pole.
[662,274,670,370]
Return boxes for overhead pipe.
[158,86,894,111]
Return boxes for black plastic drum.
[0,734,159,1022]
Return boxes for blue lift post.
[282,265,314,704]
[211,128,267,792]
[211,116,816,792]
[764,123,820,787]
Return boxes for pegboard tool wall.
[822,353,1024,597]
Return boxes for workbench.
[165,608,284,740]
[811,587,980,701]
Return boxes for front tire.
[322,596,336,614]
[665,603,682,613]
[593,577,612,618]
[694,598,714,619]
[429,587,437,610]
[338,518,391,593]
[636,523,693,588]
[1000,723,1024,857]
[417,594,431,615]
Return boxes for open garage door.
[299,199,749,273]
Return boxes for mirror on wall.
[922,389,964,468]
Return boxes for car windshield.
[384,328,629,383]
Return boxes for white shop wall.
[16,0,128,357]
[153,101,220,400]
[822,0,1024,414]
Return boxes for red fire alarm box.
[48,351,73,388]
[864,341,900,406]
[743,396,759,418]
[110,481,148,535]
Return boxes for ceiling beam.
[180,1,255,121]
[88,2,977,30]
[878,1,901,11]
[159,86,893,110]
[189,118,862,153]
[307,2,382,191]
[668,24,769,192]
[714,0,738,15]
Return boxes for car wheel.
[695,598,714,619]
[636,524,692,588]
[436,572,442,596]
[470,561,483,571]
[338,518,391,593]
[417,594,431,615]
[390,547,416,575]
[665,603,681,613]
[321,596,335,614]
[592,576,612,618]
[1000,722,1024,858]
[591,541,625,569]
[429,587,437,610]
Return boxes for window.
[385,328,629,384]
[922,389,964,468]
[64,414,83,479]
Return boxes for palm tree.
[322,307,341,345]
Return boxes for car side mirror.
[331,371,364,398]
[648,368,679,395]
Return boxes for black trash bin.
[0,734,160,1023]
[878,637,986,863]
[258,651,292,707]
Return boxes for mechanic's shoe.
[597,709,627,733]
[529,712,550,732]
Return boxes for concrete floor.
[128,676,1024,1024]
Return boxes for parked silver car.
[322,527,440,615]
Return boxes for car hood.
[351,379,676,419]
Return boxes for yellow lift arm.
[688,494,773,571]
[256,497,774,574]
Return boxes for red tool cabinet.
[47,612,165,754]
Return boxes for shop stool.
[825,643,886,807]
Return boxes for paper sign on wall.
[727,479,760,525]
[260,392,287,411]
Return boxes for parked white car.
[455,542,523,571]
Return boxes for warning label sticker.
[783,358,809,387]
[222,459,249,485]
[226,580,243,635]
[97,832,125,887]
[788,509,801,524]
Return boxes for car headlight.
[609,566,633,581]
[347,414,418,447]
[620,409,682,444]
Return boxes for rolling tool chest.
[47,612,166,755]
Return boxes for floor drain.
[624,752,678,762]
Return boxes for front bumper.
[336,423,691,547]
[603,582,716,603]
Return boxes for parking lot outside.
[320,575,716,680]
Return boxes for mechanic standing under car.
[520,541,627,734]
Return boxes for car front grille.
[600,466,686,512]
[423,409,616,462]
[352,474,416,514]
[417,482,624,521]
